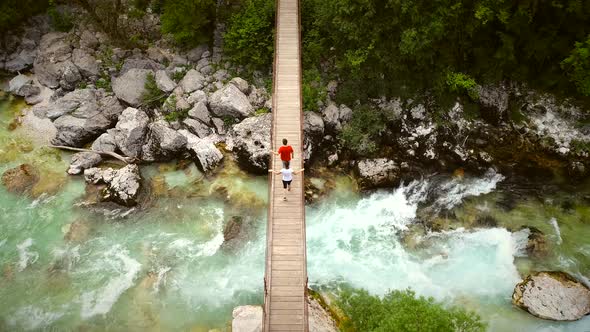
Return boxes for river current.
[1,96,589,331]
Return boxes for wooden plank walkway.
[263,0,308,331]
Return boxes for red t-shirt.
[278,145,293,161]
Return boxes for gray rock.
[35,58,81,90]
[231,306,262,332]
[200,64,214,75]
[170,55,188,67]
[92,133,117,152]
[188,101,211,124]
[155,70,176,93]
[230,77,249,94]
[187,90,207,105]
[179,69,206,93]
[34,88,97,120]
[38,32,72,62]
[186,45,208,62]
[112,68,152,107]
[212,117,226,135]
[478,84,510,116]
[248,87,269,108]
[141,121,187,161]
[119,57,163,74]
[52,94,124,147]
[183,118,212,138]
[308,297,339,332]
[8,75,33,95]
[79,30,99,50]
[226,113,271,173]
[410,104,426,120]
[512,271,590,321]
[72,49,99,77]
[68,152,102,175]
[322,103,341,131]
[213,69,229,82]
[339,104,353,123]
[111,107,150,158]
[5,49,36,72]
[146,47,169,63]
[356,158,399,188]
[303,111,325,161]
[209,84,254,118]
[180,130,223,172]
[17,84,41,99]
[196,57,210,72]
[84,164,141,206]
[326,80,338,99]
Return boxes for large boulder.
[227,114,271,173]
[179,69,206,93]
[119,57,163,74]
[1,164,39,195]
[33,32,80,90]
[112,68,152,107]
[512,271,590,321]
[303,111,325,161]
[68,152,102,175]
[355,158,399,188]
[84,164,141,206]
[141,121,187,162]
[231,306,262,332]
[5,49,36,72]
[183,118,212,138]
[180,130,223,172]
[209,84,254,118]
[33,88,96,120]
[72,49,99,77]
[110,107,150,159]
[308,296,339,332]
[79,30,99,50]
[8,74,40,99]
[477,83,510,122]
[51,93,124,147]
[321,103,351,132]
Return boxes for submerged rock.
[232,306,262,332]
[223,216,243,243]
[68,152,102,175]
[512,271,590,321]
[355,158,399,189]
[84,164,141,206]
[523,226,550,259]
[1,164,39,195]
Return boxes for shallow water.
[1,96,590,331]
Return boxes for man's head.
[282,138,288,145]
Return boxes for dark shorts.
[282,180,292,188]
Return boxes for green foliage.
[302,69,326,112]
[446,72,479,100]
[562,35,590,96]
[95,72,112,92]
[337,288,486,332]
[339,105,386,156]
[0,0,49,32]
[299,0,590,103]
[164,108,189,122]
[160,0,216,47]
[223,0,275,70]
[48,0,74,32]
[142,72,167,107]
[172,66,190,82]
[255,107,270,115]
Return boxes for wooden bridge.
[263,0,308,330]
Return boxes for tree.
[562,35,590,96]
[160,0,216,47]
[0,0,49,33]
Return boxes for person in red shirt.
[273,138,294,168]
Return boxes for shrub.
[48,0,74,32]
[339,105,386,156]
[223,0,275,70]
[446,72,479,101]
[142,72,167,107]
[95,72,112,92]
[337,288,486,332]
[164,109,189,122]
[160,0,216,47]
[0,0,49,33]
[255,107,270,115]
[562,35,590,96]
[302,69,326,113]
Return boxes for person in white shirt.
[268,161,304,201]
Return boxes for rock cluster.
[84,164,141,206]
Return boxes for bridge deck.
[263,0,308,331]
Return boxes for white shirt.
[280,168,294,181]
